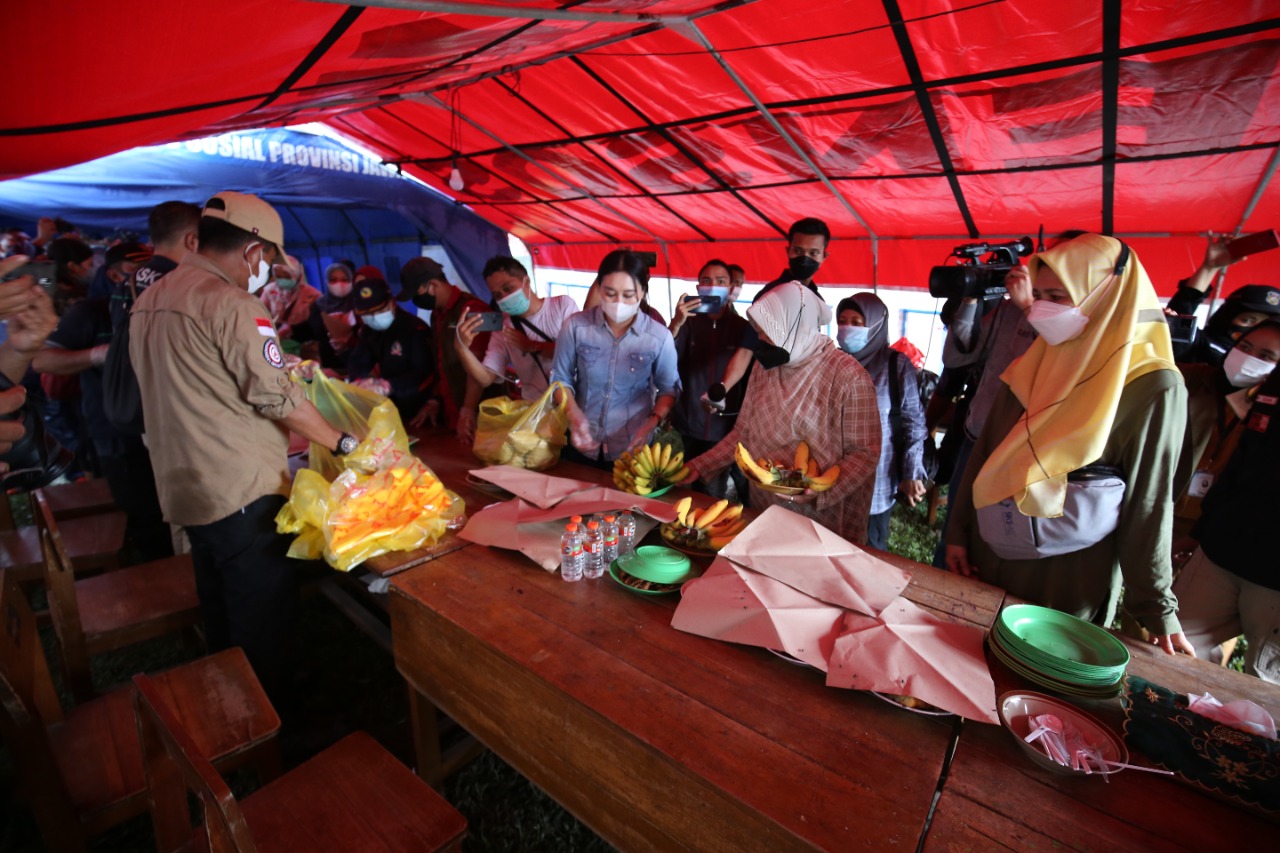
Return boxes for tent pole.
[413,93,668,248]
[675,21,879,272]
[1211,144,1280,315]
[305,0,703,26]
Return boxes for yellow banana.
[807,464,840,492]
[714,504,743,525]
[794,440,810,473]
[669,466,690,483]
[674,496,692,527]
[666,450,684,477]
[657,443,672,473]
[686,507,702,528]
[806,458,818,478]
[694,499,729,529]
[736,443,774,484]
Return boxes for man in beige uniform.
[130,191,354,710]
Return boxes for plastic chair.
[134,671,468,853]
[0,571,280,852]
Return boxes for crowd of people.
[2,195,1278,717]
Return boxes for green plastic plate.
[997,604,1129,671]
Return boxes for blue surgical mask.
[276,277,297,291]
[363,310,395,331]
[497,287,531,316]
[838,325,869,354]
[697,285,730,303]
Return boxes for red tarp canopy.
[5,0,1280,294]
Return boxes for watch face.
[339,435,359,454]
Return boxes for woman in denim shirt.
[551,250,680,466]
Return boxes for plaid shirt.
[689,342,881,545]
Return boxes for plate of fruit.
[613,440,690,496]
[657,497,747,554]
[733,440,839,496]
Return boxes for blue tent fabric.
[0,128,507,301]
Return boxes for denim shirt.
[550,306,681,460]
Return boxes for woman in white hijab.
[685,282,882,544]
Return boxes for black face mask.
[412,289,435,311]
[756,343,790,369]
[787,255,821,282]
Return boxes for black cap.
[353,278,394,313]
[398,256,445,299]
[1225,284,1280,315]
[104,241,152,269]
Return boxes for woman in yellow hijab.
[945,234,1194,656]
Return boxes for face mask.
[363,310,395,331]
[1222,346,1276,388]
[245,244,270,294]
[756,343,791,369]
[602,300,639,324]
[838,325,870,354]
[697,285,730,304]
[1026,299,1088,345]
[276,277,297,291]
[328,280,352,298]
[412,289,436,311]
[787,255,821,282]
[497,287,531,316]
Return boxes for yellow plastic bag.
[301,370,411,480]
[473,381,569,470]
[276,372,464,571]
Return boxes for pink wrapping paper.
[468,465,599,509]
[825,597,998,724]
[717,505,912,617]
[672,557,845,671]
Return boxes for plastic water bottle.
[583,521,605,579]
[617,510,637,556]
[560,523,583,582]
[602,514,619,564]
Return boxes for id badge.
[1188,469,1214,498]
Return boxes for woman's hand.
[503,328,540,353]
[945,544,976,577]
[410,399,441,429]
[1151,632,1197,657]
[456,407,477,447]
[898,479,927,507]
[780,488,819,505]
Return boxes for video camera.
[1,374,74,492]
[928,237,1035,300]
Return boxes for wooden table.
[388,443,1279,849]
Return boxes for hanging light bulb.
[448,157,465,192]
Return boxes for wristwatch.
[334,432,358,456]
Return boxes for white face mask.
[245,244,271,294]
[1026,299,1088,345]
[602,300,640,324]
[363,309,395,331]
[1222,346,1276,388]
[837,325,869,354]
[329,280,352,298]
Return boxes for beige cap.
[202,191,285,252]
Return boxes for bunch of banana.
[612,441,690,495]
[733,440,840,492]
[660,497,747,551]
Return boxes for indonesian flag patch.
[255,317,276,337]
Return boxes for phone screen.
[476,311,505,332]
[691,295,723,314]
[3,261,57,296]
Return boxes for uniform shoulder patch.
[264,338,284,368]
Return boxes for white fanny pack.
[975,465,1125,561]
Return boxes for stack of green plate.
[987,604,1129,698]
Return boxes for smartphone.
[2,260,57,296]
[1227,230,1280,261]
[473,311,505,332]
[683,294,723,314]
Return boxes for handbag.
[473,381,570,470]
[975,464,1125,560]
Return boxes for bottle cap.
[604,514,616,522]
[570,515,583,523]
[565,523,578,532]
[587,520,599,530]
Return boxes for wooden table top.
[387,441,1280,848]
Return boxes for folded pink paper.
[718,505,911,617]
[468,465,599,509]
[672,557,845,671]
[825,597,998,724]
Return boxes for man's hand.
[410,399,441,429]
[89,344,110,368]
[1151,631,1197,657]
[945,544,976,577]
[1006,266,1034,313]
[0,385,28,468]
[35,217,57,246]
[0,258,57,356]
[455,309,483,351]
[568,414,594,453]
[669,295,701,335]
[352,377,391,396]
[456,407,477,446]
[898,479,927,507]
[1201,235,1234,271]
[502,327,540,354]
